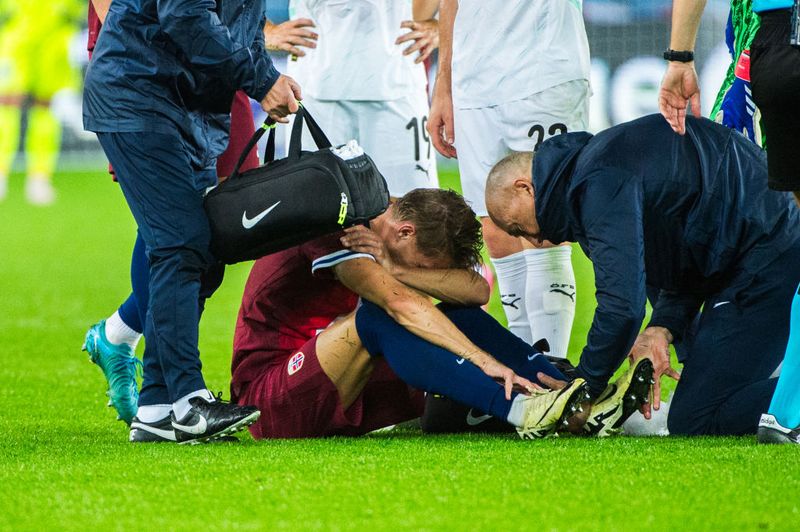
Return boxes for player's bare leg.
[314,313,375,409]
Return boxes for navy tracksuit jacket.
[533,114,800,434]
[81,0,279,404]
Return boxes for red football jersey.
[231,232,374,393]
[87,1,102,54]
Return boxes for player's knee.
[667,394,711,436]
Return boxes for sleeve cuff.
[311,250,375,275]
[647,316,683,343]
[249,62,280,102]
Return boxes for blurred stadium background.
[5,0,732,173]
[6,5,800,530]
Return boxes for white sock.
[506,394,527,427]
[173,389,214,420]
[524,246,576,359]
[105,311,142,349]
[491,251,532,344]
[622,399,671,436]
[136,404,171,423]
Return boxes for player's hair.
[394,188,483,269]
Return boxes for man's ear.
[513,178,534,197]
[396,221,416,240]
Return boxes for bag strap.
[228,117,276,181]
[288,105,332,159]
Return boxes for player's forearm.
[337,259,489,366]
[434,0,456,84]
[669,0,707,50]
[413,0,440,21]
[91,0,112,23]
[385,290,489,364]
[392,266,489,306]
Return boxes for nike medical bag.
[204,106,390,264]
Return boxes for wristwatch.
[663,49,695,62]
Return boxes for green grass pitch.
[0,168,798,530]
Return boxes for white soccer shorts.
[453,79,590,217]
[291,91,438,198]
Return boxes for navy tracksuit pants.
[665,242,800,436]
[97,130,223,405]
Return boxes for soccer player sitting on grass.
[228,188,651,440]
[485,114,800,436]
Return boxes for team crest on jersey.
[288,352,305,375]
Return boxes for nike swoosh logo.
[456,358,465,365]
[172,414,208,435]
[242,201,281,230]
[591,408,619,425]
[131,422,176,441]
[466,409,493,426]
[713,301,730,309]
[527,353,539,361]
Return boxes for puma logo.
[501,294,522,309]
[550,288,575,302]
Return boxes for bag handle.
[288,105,332,159]
[228,117,276,181]
[228,104,332,180]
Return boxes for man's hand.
[264,19,318,57]
[260,75,302,123]
[471,352,537,400]
[428,83,457,158]
[628,326,680,418]
[395,19,439,64]
[340,225,394,273]
[658,61,702,135]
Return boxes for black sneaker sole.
[177,410,261,446]
[618,358,655,429]
[130,418,177,443]
[130,428,175,443]
[757,426,800,445]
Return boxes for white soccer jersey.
[451,0,591,109]
[287,0,428,101]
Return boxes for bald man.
[485,114,800,437]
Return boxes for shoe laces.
[211,390,227,403]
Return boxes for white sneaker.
[25,178,56,206]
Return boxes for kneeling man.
[486,114,800,436]
[231,189,634,439]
